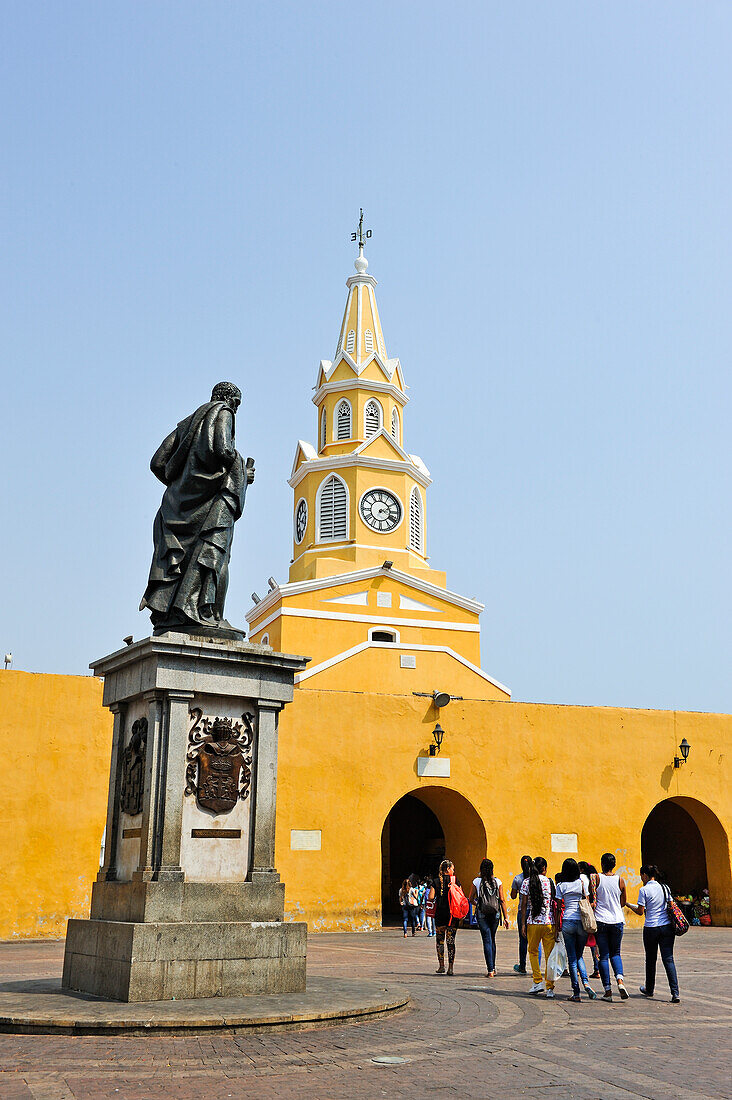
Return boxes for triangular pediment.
[289,440,317,478]
[355,429,411,463]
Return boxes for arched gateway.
[641,796,732,925]
[380,787,487,923]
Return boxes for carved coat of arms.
[120,717,147,816]
[185,709,253,814]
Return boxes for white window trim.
[320,408,326,450]
[368,626,400,643]
[334,398,352,442]
[364,398,383,438]
[391,407,400,442]
[409,486,424,554]
[294,497,308,545]
[358,486,405,534]
[260,633,270,646]
[316,473,350,543]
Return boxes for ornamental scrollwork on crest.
[184,708,254,814]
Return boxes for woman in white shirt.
[555,859,597,1001]
[594,852,629,1001]
[625,864,680,1003]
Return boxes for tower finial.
[351,208,372,273]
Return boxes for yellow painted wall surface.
[276,687,732,931]
[0,671,112,939]
[0,666,729,939]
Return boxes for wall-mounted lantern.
[429,723,445,756]
[674,738,691,769]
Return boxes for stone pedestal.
[62,633,308,1002]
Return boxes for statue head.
[211,381,242,411]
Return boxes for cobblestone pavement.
[0,927,729,1099]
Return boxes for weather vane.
[351,208,372,250]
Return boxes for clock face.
[295,499,308,543]
[359,489,402,532]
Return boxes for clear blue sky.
[2,2,730,711]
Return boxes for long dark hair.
[578,861,597,876]
[480,858,495,887]
[560,858,580,883]
[528,857,548,919]
[640,864,663,881]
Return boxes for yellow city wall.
[0,668,729,939]
[276,688,732,930]
[0,671,111,939]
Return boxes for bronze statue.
[140,382,254,638]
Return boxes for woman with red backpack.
[429,859,468,975]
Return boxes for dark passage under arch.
[641,799,707,895]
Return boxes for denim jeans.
[562,919,589,994]
[595,921,624,990]
[476,909,500,971]
[402,904,417,933]
[643,924,679,997]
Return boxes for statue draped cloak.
[140,400,247,629]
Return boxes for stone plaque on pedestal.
[62,633,308,1002]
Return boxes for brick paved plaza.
[0,927,729,1100]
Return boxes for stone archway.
[641,796,732,925]
[380,786,487,925]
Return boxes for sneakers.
[617,980,629,1000]
[639,985,653,998]
[671,995,681,1004]
[602,989,613,1001]
[514,964,527,974]
[569,993,581,1002]
[545,988,555,999]
[583,983,597,1000]
[529,982,545,995]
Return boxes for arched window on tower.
[317,474,348,541]
[409,487,424,554]
[320,407,327,450]
[335,399,352,441]
[364,399,382,438]
[346,329,356,354]
[391,407,400,443]
[364,328,374,354]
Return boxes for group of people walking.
[416,853,681,1002]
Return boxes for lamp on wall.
[674,738,691,768]
[429,723,445,756]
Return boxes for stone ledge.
[0,976,410,1034]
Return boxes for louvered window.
[346,329,356,353]
[378,332,386,358]
[336,400,351,440]
[321,408,326,450]
[318,475,348,540]
[391,408,399,441]
[364,399,382,437]
[364,328,374,353]
[410,487,423,553]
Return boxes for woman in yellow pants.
[519,857,557,998]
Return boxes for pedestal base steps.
[0,975,410,1035]
[63,918,306,1002]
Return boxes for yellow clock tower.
[246,233,509,701]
